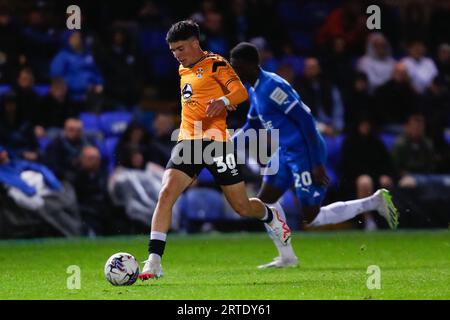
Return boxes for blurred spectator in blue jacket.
[43,118,91,182]
[50,30,104,104]
[0,145,61,198]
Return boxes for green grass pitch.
[0,231,449,300]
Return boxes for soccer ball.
[104,252,140,286]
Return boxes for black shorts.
[166,139,244,186]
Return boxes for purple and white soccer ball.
[104,252,140,286]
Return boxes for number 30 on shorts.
[294,171,312,188]
[213,154,237,173]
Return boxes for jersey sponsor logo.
[269,87,288,105]
[182,83,193,100]
[196,67,204,78]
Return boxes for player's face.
[169,38,200,67]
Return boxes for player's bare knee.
[158,186,174,206]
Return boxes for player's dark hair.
[166,20,200,43]
[230,42,260,64]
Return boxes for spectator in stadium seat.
[13,67,40,126]
[115,122,166,169]
[392,113,435,188]
[340,117,396,230]
[73,145,110,235]
[295,57,344,136]
[400,40,438,94]
[200,10,230,57]
[0,144,61,210]
[43,118,91,182]
[321,36,355,98]
[97,27,144,107]
[357,33,396,93]
[373,63,419,132]
[152,113,177,166]
[0,91,39,161]
[435,43,450,87]
[343,72,375,133]
[421,76,450,173]
[316,0,368,55]
[21,5,59,82]
[36,77,74,139]
[50,30,104,104]
[0,6,24,83]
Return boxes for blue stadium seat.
[79,112,100,132]
[324,134,345,171]
[380,133,397,151]
[138,30,167,54]
[100,136,119,172]
[38,136,51,151]
[0,85,11,96]
[183,188,224,221]
[99,111,133,137]
[33,84,50,97]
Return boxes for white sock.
[149,253,161,263]
[310,194,380,226]
[265,201,296,260]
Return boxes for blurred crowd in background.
[0,0,449,238]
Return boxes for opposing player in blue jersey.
[230,42,399,268]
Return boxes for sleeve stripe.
[225,77,239,87]
[284,100,299,114]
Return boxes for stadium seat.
[0,85,11,96]
[79,112,100,132]
[324,134,345,171]
[37,136,51,151]
[380,133,397,151]
[33,84,50,97]
[99,111,133,137]
[99,136,119,172]
[183,188,225,221]
[138,30,167,54]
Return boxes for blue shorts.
[263,147,327,207]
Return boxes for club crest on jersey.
[196,67,204,78]
[182,83,193,100]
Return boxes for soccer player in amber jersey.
[139,20,291,280]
